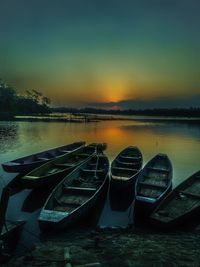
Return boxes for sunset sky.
[0,0,199,108]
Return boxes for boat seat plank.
[119,155,141,160]
[23,175,39,180]
[37,157,49,161]
[111,175,129,181]
[58,150,70,153]
[8,162,20,165]
[148,166,169,172]
[139,181,167,189]
[179,191,200,200]
[112,166,138,172]
[63,186,96,191]
[116,159,138,165]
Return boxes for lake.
[0,118,200,251]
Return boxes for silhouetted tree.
[0,80,17,112]
[0,79,51,115]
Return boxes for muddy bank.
[6,227,200,267]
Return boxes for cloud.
[87,94,200,109]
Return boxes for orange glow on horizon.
[98,79,133,103]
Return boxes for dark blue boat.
[135,153,172,220]
[2,141,85,173]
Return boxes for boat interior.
[137,157,171,198]
[153,173,200,222]
[111,149,142,180]
[45,156,108,213]
[24,152,93,179]
[112,166,139,180]
[118,154,142,164]
[12,143,83,165]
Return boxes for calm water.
[0,119,200,251]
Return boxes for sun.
[103,80,127,103]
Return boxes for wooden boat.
[0,220,25,262]
[110,146,143,190]
[2,141,85,173]
[150,170,200,229]
[38,154,109,230]
[134,153,172,219]
[20,143,104,189]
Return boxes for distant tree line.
[52,107,200,117]
[0,80,51,117]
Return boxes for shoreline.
[0,116,200,124]
[9,226,200,267]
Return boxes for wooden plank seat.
[36,157,49,161]
[119,155,141,160]
[112,166,138,172]
[116,159,138,166]
[178,191,200,200]
[111,175,130,181]
[147,166,169,172]
[63,186,96,194]
[24,175,39,180]
[139,181,167,190]
[8,162,21,165]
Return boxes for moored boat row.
[1,142,200,234]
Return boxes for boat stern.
[38,209,68,229]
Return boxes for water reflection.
[0,122,19,153]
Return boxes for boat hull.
[2,142,85,173]
[39,176,109,230]
[150,171,200,229]
[38,155,109,230]
[110,146,143,192]
[134,153,173,222]
[134,184,172,223]
[20,166,74,189]
[20,144,98,189]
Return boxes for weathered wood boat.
[110,146,143,190]
[150,170,200,229]
[134,153,172,220]
[2,141,85,173]
[38,154,109,230]
[0,220,25,263]
[20,143,104,189]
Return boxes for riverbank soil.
[6,226,200,267]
